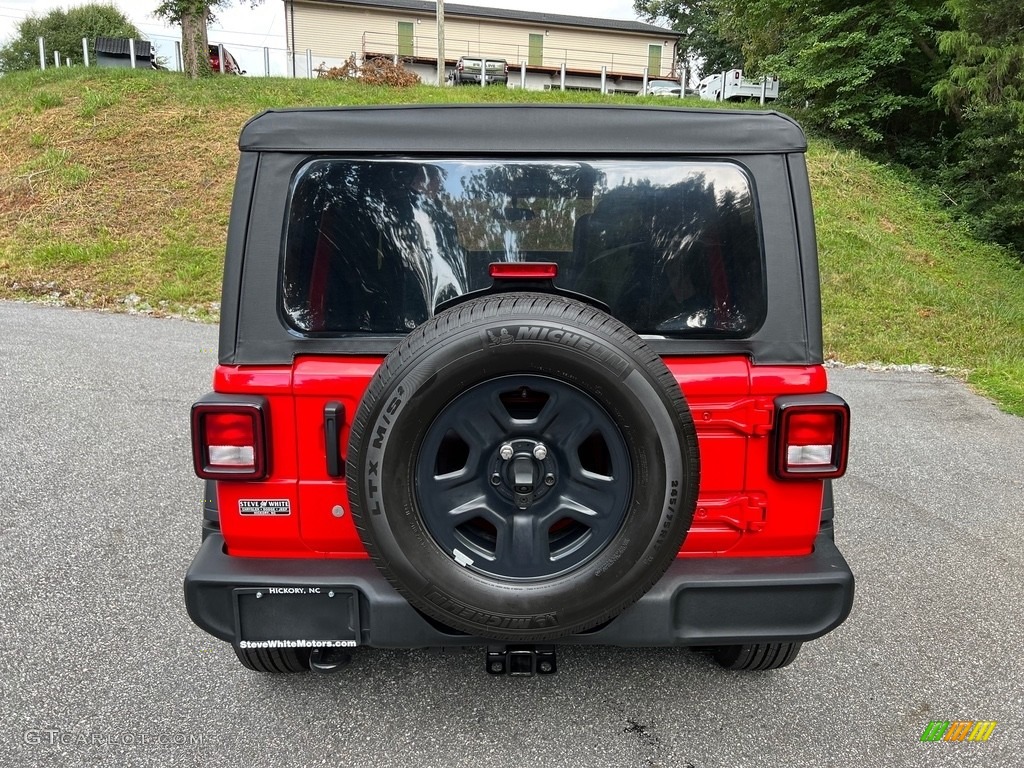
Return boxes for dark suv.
[453,56,508,86]
[185,105,853,675]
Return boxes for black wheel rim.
[414,374,632,580]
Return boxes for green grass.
[809,144,1024,412]
[970,359,1024,415]
[30,239,123,267]
[18,147,92,187]
[79,88,120,118]
[0,67,1022,415]
[154,240,222,305]
[31,90,64,111]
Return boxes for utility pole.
[436,0,445,85]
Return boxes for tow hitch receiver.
[486,645,557,676]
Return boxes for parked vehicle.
[185,104,853,676]
[453,56,508,86]
[698,69,779,102]
[208,44,244,75]
[637,79,692,98]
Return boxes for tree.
[154,1,262,78]
[0,4,140,72]
[932,0,1024,254]
[713,0,952,153]
[635,0,1024,258]
[633,0,743,80]
[934,0,1024,110]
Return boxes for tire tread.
[233,646,310,674]
[711,642,802,671]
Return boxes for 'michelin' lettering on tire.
[487,325,631,378]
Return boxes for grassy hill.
[2,67,1022,415]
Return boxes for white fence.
[33,35,687,96]
[33,35,291,77]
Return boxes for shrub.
[316,55,420,87]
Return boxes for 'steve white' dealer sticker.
[239,499,291,516]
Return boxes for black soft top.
[222,103,823,365]
[238,104,808,155]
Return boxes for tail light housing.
[191,398,268,480]
[773,394,849,479]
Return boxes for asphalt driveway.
[0,301,1020,767]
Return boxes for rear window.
[282,158,765,336]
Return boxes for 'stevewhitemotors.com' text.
[238,639,356,648]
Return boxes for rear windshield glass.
[282,159,765,336]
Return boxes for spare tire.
[346,293,699,640]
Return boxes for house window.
[648,44,662,76]
[528,34,543,66]
[398,22,414,57]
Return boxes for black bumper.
[185,530,854,648]
[454,75,507,86]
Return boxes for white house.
[282,0,681,92]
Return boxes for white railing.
[31,33,677,85]
[361,31,671,77]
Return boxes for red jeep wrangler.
[185,105,853,675]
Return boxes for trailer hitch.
[486,645,557,676]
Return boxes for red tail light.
[773,397,849,479]
[192,402,268,480]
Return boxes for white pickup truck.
[698,69,779,102]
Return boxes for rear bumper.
[454,74,507,85]
[185,529,854,648]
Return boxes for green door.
[529,34,543,66]
[398,22,414,57]
[648,44,662,76]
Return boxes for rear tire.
[709,642,802,671]
[233,645,310,673]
